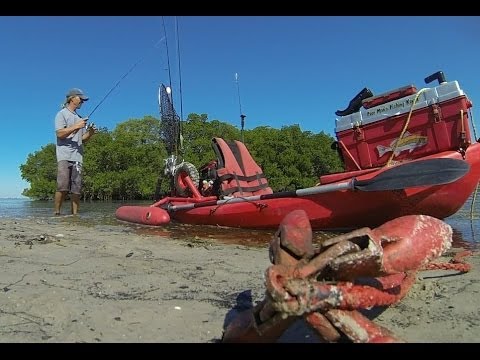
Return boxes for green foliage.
[20,143,57,200]
[82,116,167,200]
[244,125,343,190]
[181,114,240,168]
[20,113,343,200]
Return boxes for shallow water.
[0,195,478,250]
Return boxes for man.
[54,88,96,215]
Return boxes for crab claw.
[372,214,452,274]
[324,309,405,343]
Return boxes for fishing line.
[87,36,166,119]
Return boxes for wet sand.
[0,217,478,343]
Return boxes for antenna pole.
[235,73,246,143]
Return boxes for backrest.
[212,137,273,198]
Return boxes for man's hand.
[84,122,97,141]
[75,118,88,129]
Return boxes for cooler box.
[335,80,473,171]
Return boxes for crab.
[222,210,471,343]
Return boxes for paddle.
[166,158,470,212]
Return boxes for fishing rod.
[175,15,185,147]
[235,72,246,143]
[160,16,179,156]
[161,17,174,101]
[84,36,166,126]
[155,16,184,199]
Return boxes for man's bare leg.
[70,193,80,215]
[54,191,66,215]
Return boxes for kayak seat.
[212,137,273,198]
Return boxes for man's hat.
[66,88,89,101]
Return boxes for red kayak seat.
[212,137,273,198]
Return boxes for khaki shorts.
[56,160,83,195]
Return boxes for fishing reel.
[86,122,97,131]
[164,155,179,177]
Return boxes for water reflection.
[134,222,273,248]
[133,222,348,248]
[132,218,479,251]
[450,223,478,250]
[1,198,479,251]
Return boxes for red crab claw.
[269,209,315,266]
[304,309,406,343]
[322,309,405,343]
[319,214,453,281]
[371,214,453,274]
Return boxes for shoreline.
[0,217,478,342]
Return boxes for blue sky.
[1,16,479,198]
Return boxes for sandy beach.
[0,216,478,343]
